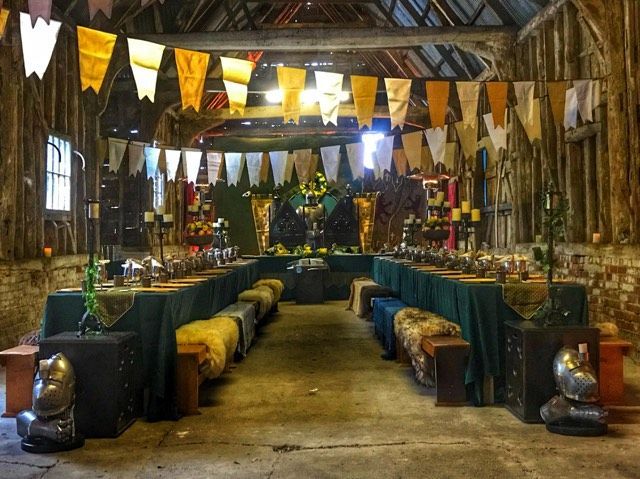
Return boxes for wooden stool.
[599,338,633,404]
[176,344,208,416]
[0,345,39,417]
[421,336,470,406]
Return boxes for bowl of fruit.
[184,220,214,246]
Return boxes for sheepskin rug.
[253,279,285,303]
[208,316,241,366]
[595,322,619,337]
[239,286,274,320]
[176,320,228,379]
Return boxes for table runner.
[95,288,136,327]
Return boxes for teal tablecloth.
[372,257,588,406]
[40,260,258,420]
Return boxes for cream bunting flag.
[426,81,450,129]
[346,143,365,180]
[547,81,567,127]
[320,145,341,183]
[284,153,295,183]
[574,79,593,123]
[164,149,181,181]
[456,82,480,127]
[182,148,203,185]
[384,78,411,130]
[175,48,209,112]
[392,149,408,176]
[444,143,457,172]
[259,153,270,184]
[127,38,165,102]
[513,81,535,127]
[88,0,113,20]
[77,27,117,94]
[224,152,245,186]
[425,126,448,167]
[144,146,160,179]
[401,131,423,171]
[245,152,262,187]
[375,135,394,177]
[485,82,509,128]
[564,87,578,130]
[128,141,147,177]
[315,71,344,126]
[269,151,288,186]
[0,8,10,40]
[206,151,223,185]
[293,149,313,184]
[221,56,254,116]
[522,98,542,143]
[277,66,306,124]
[28,0,51,25]
[454,122,478,162]
[350,75,378,129]
[483,111,507,152]
[19,12,61,79]
[108,137,128,173]
[421,146,433,172]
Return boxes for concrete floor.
[1,301,640,479]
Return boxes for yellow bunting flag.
[546,81,567,127]
[221,56,254,116]
[444,143,457,172]
[401,131,423,172]
[127,38,165,102]
[485,82,508,128]
[513,81,535,127]
[454,121,478,163]
[175,48,209,112]
[421,145,433,172]
[0,8,9,40]
[392,149,408,176]
[456,81,480,127]
[77,27,117,94]
[350,75,378,129]
[277,66,306,124]
[315,71,344,126]
[384,78,412,130]
[425,81,450,129]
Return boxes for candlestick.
[471,209,481,222]
[461,201,471,214]
[43,246,52,258]
[144,211,155,223]
[451,208,462,222]
[592,232,601,244]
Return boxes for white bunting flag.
[127,38,165,102]
[483,111,507,152]
[164,149,181,181]
[206,151,223,185]
[425,126,448,166]
[293,149,313,184]
[128,141,147,177]
[456,82,480,127]
[19,12,61,79]
[108,137,128,173]
[346,143,365,180]
[564,87,578,130]
[574,79,593,123]
[375,136,394,177]
[401,131,423,172]
[224,152,244,186]
[514,81,535,127]
[384,78,412,130]
[454,122,478,162]
[269,151,289,186]
[320,145,341,183]
[182,148,202,185]
[246,152,262,187]
[144,146,161,179]
[315,71,344,126]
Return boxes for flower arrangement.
[265,242,291,256]
[299,172,328,198]
[185,220,213,237]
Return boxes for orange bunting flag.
[0,8,9,40]
[221,56,254,115]
[401,131,423,171]
[350,75,378,129]
[277,66,306,124]
[384,78,412,130]
[392,149,408,176]
[77,27,117,94]
[546,81,567,127]
[485,82,509,128]
[175,48,209,112]
[425,81,450,129]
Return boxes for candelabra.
[214,218,230,250]
[144,211,174,266]
[451,212,480,252]
[402,216,422,247]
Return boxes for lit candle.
[144,211,155,223]
[43,246,52,258]
[452,208,462,222]
[408,214,415,220]
[415,218,422,224]
[471,209,481,222]
[461,201,471,214]
[592,232,601,244]
[427,198,435,206]
[224,220,229,228]
[218,218,224,223]
[404,219,410,225]
[88,201,100,219]
[163,214,173,224]
[435,191,445,203]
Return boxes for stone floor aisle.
[1,301,639,478]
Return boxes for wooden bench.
[0,345,39,417]
[176,344,208,416]
[599,338,634,405]
[421,336,470,406]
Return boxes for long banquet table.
[372,257,588,406]
[40,260,258,420]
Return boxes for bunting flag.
[245,152,262,187]
[206,151,223,185]
[521,98,542,143]
[425,126,448,167]
[310,153,319,179]
[564,87,578,130]
[384,78,411,130]
[456,82,480,127]
[477,137,498,169]
[224,152,244,186]
[320,145,341,183]
[485,82,509,128]
[259,153,270,184]
[483,111,507,152]
[346,143,365,180]
[164,149,181,181]
[128,141,146,177]
[546,81,566,127]
[19,12,61,79]
[401,131,423,172]
[88,0,113,20]
[574,79,593,123]
[425,81,450,129]
[269,151,288,186]
[350,75,378,129]
[0,8,9,40]
[28,0,51,25]
[144,146,160,179]
[392,149,408,176]
[175,48,209,112]
[284,153,295,183]
[444,143,457,171]
[293,148,313,184]
[375,135,394,177]
[454,122,478,162]
[127,38,165,102]
[277,66,306,124]
[108,137,127,173]
[182,148,202,185]
[421,145,433,172]
[221,56,254,115]
[77,27,117,94]
[315,71,343,126]
[513,81,535,127]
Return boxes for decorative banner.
[355,195,377,253]
[182,148,203,185]
[108,137,128,173]
[392,149,408,176]
[401,131,423,171]
[456,82,480,127]
[221,56,254,115]
[164,148,181,181]
[485,82,508,128]
[425,126,448,167]
[88,0,113,20]
[269,150,288,186]
[206,151,223,185]
[144,146,160,179]
[293,148,313,184]
[315,71,344,126]
[425,81,450,129]
[19,12,61,79]
[28,0,51,25]
[513,81,535,127]
[375,135,394,177]
[454,122,478,162]
[284,153,295,183]
[175,48,209,112]
[224,152,244,186]
[127,38,165,102]
[350,75,378,129]
[346,142,365,180]
[0,8,10,40]
[564,87,578,130]
[574,79,593,123]
[250,197,272,255]
[320,145,341,183]
[546,81,566,126]
[77,27,117,94]
[444,143,457,171]
[384,78,411,130]
[246,152,262,187]
[128,141,146,177]
[483,111,507,152]
[277,66,306,124]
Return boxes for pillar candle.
[461,201,471,214]
[435,191,445,203]
[144,211,155,223]
[203,204,211,211]
[415,218,422,224]
[163,214,173,224]
[427,198,435,206]
[452,208,462,222]
[155,205,165,215]
[408,214,415,220]
[224,220,229,227]
[535,234,543,243]
[592,232,601,244]
[43,247,52,258]
[471,209,481,222]
[443,201,450,208]
[218,218,225,223]
[88,202,100,219]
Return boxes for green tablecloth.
[40,260,258,420]
[372,257,588,406]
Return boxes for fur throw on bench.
[253,279,285,303]
[239,286,274,320]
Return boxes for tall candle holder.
[145,212,174,265]
[78,199,102,336]
[402,216,422,247]
[451,212,480,252]
[213,218,230,250]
